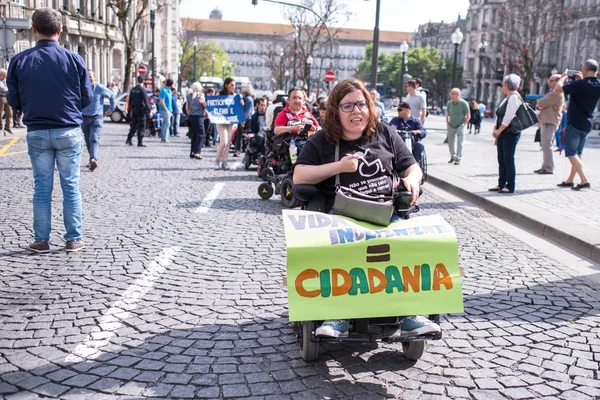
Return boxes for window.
[471,13,479,30]
[483,9,490,27]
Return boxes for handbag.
[332,143,394,226]
[509,94,539,133]
[534,128,541,143]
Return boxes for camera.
[567,69,578,82]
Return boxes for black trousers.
[497,132,521,191]
[127,113,146,144]
[189,115,206,155]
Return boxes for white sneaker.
[214,161,221,170]
[221,162,230,170]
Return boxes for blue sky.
[181,0,470,32]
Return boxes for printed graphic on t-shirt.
[346,148,391,195]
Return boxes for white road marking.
[65,246,181,362]
[194,182,225,213]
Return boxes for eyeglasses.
[339,100,368,113]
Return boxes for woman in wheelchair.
[388,101,427,163]
[293,78,440,338]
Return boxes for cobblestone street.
[0,123,599,400]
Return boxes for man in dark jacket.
[249,97,267,150]
[388,101,427,162]
[126,76,151,147]
[7,7,92,253]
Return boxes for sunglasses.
[339,100,368,113]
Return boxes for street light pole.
[212,53,215,77]
[292,26,297,88]
[451,28,464,89]
[399,41,409,100]
[476,40,487,102]
[306,55,313,99]
[222,60,225,78]
[150,2,157,93]
[193,38,198,82]
[441,61,447,108]
[369,0,381,90]
[279,47,284,90]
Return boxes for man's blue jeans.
[26,127,83,242]
[160,110,172,141]
[82,114,103,162]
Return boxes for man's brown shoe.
[66,240,85,252]
[29,241,50,253]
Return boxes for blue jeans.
[160,109,171,141]
[563,124,589,157]
[170,113,180,136]
[82,114,103,162]
[26,127,83,242]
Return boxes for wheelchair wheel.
[258,182,274,200]
[243,153,252,170]
[260,166,274,181]
[401,340,425,361]
[300,321,319,361]
[280,176,299,208]
[420,149,428,184]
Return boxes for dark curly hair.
[323,78,379,144]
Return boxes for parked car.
[104,89,152,123]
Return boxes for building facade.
[184,11,412,95]
[413,17,467,62]
[0,0,181,91]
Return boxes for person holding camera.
[554,59,600,190]
[535,74,564,174]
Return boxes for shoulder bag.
[508,94,539,133]
[332,143,394,226]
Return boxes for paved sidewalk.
[414,114,600,262]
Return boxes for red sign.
[325,70,336,82]
[137,64,148,75]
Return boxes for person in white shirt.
[405,80,426,123]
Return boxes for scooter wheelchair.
[289,183,443,362]
[257,128,309,208]
[397,130,427,184]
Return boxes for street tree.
[500,0,564,94]
[282,0,351,94]
[109,0,170,92]
[179,23,229,86]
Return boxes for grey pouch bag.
[332,143,394,226]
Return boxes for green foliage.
[180,41,229,83]
[355,44,463,103]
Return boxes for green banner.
[283,210,464,321]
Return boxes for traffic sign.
[325,70,336,82]
[137,64,147,75]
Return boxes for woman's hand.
[338,154,359,173]
[492,129,501,139]
[400,175,421,205]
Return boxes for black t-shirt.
[563,77,600,131]
[296,122,416,202]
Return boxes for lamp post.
[441,61,447,108]
[306,55,313,98]
[279,47,284,90]
[222,60,225,77]
[369,0,382,90]
[149,2,157,93]
[292,26,298,87]
[399,40,409,100]
[476,40,487,102]
[211,53,215,76]
[192,38,198,82]
[451,28,463,88]
[284,70,289,92]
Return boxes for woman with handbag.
[489,74,523,194]
[293,78,439,339]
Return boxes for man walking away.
[555,59,600,190]
[446,88,470,165]
[0,69,13,134]
[406,80,426,123]
[126,76,151,147]
[82,69,115,171]
[7,7,92,253]
[535,74,564,175]
[158,79,173,143]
